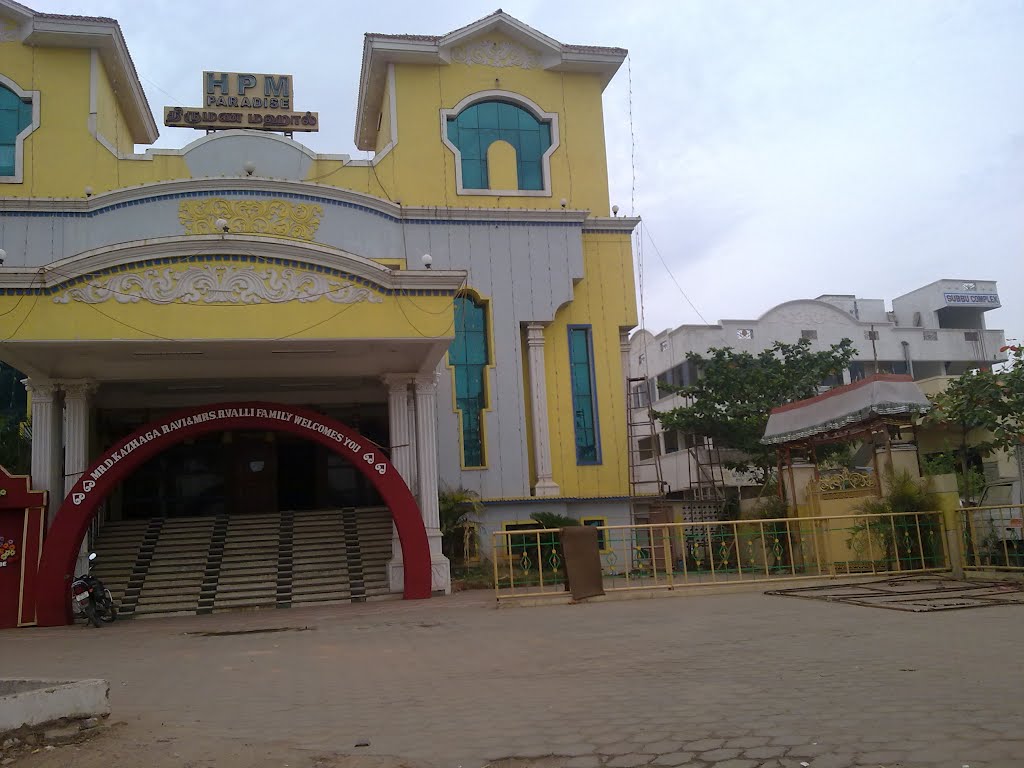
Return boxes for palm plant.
[439,486,484,563]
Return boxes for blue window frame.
[0,86,32,178]
[446,100,552,191]
[568,326,601,464]
[449,296,489,467]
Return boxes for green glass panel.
[447,100,553,192]
[449,298,488,466]
[0,110,19,136]
[497,102,520,129]
[0,146,14,177]
[462,160,485,190]
[568,328,599,463]
[517,108,537,130]
[1,89,32,177]
[519,130,541,161]
[519,162,542,191]
[476,102,499,128]
[460,132,481,160]
[457,107,478,129]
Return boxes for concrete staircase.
[89,508,394,618]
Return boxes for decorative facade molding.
[53,265,383,306]
[179,198,323,241]
[818,469,873,493]
[450,39,541,69]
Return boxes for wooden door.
[232,434,277,516]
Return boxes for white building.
[628,279,1008,498]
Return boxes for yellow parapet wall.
[0,256,458,343]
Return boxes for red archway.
[34,402,431,626]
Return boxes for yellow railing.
[493,511,949,601]
[960,504,1024,572]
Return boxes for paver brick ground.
[1,588,1022,767]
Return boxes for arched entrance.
[34,402,431,626]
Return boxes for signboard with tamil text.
[163,71,318,132]
[943,292,1000,308]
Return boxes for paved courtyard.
[2,586,1022,768]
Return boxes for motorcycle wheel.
[84,601,101,628]
[98,599,118,623]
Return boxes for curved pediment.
[757,299,861,326]
[1,235,465,301]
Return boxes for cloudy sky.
[30,0,1024,343]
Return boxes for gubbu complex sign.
[164,71,319,132]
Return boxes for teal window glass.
[449,296,489,467]
[0,86,32,177]
[568,326,600,464]
[446,100,552,191]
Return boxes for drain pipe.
[901,340,914,379]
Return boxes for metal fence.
[960,504,1024,572]
[493,511,949,601]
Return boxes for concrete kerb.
[0,679,110,734]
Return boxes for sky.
[27,0,1024,345]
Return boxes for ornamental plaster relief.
[179,198,323,241]
[52,265,382,306]
[450,39,541,69]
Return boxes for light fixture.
[243,160,255,176]
[84,186,93,197]
[421,253,433,269]
[215,217,229,232]
[0,248,6,265]
[612,204,619,216]
[560,198,567,208]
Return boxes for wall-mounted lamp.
[421,253,433,270]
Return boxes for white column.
[63,380,97,576]
[383,374,414,593]
[406,389,418,495]
[63,381,96,494]
[414,372,451,594]
[525,323,560,497]
[25,379,63,525]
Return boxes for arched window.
[444,97,554,193]
[0,85,33,178]
[448,295,489,467]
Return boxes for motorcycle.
[71,552,118,627]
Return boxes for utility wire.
[643,224,709,325]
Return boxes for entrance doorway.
[117,432,384,520]
[35,401,432,625]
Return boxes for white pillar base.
[430,554,452,595]
[388,556,405,593]
[386,553,451,595]
[533,479,561,497]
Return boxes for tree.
[922,344,1024,486]
[655,338,856,483]
[0,417,30,475]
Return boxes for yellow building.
[0,2,638,622]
